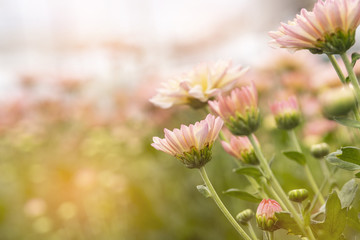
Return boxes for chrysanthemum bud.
[310,143,330,159]
[320,86,356,118]
[288,189,309,203]
[221,136,259,165]
[236,209,254,225]
[209,83,260,136]
[270,96,300,130]
[151,114,223,168]
[256,199,282,232]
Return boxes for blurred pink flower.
[270,95,299,116]
[150,60,248,109]
[269,0,360,54]
[221,135,259,164]
[209,83,259,135]
[303,118,337,137]
[151,114,223,168]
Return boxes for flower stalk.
[198,167,252,240]
[287,130,325,204]
[248,134,316,240]
[341,53,360,104]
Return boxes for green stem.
[268,231,274,240]
[287,130,325,205]
[340,53,360,102]
[247,222,259,240]
[198,167,252,240]
[266,184,289,212]
[327,54,346,83]
[233,158,268,199]
[248,134,316,240]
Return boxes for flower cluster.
[150,60,248,109]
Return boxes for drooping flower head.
[209,83,259,136]
[150,60,248,109]
[270,96,301,130]
[151,114,223,168]
[256,199,282,232]
[221,136,259,165]
[269,0,360,54]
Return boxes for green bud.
[310,143,330,159]
[236,209,254,225]
[288,189,309,203]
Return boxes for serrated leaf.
[339,179,358,208]
[334,118,360,129]
[282,151,306,165]
[313,191,347,240]
[196,185,211,198]
[233,166,262,179]
[222,189,261,203]
[351,52,360,67]
[325,148,360,171]
[275,212,304,236]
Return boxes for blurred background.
[0,0,359,239]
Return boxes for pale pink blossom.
[221,135,259,164]
[209,83,259,135]
[151,114,223,157]
[270,96,299,116]
[269,0,360,53]
[209,83,258,121]
[150,60,248,109]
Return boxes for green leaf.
[334,118,360,129]
[196,185,211,198]
[313,191,347,240]
[282,151,306,165]
[275,212,304,236]
[222,189,261,203]
[347,206,360,231]
[325,148,360,171]
[351,52,360,67]
[233,166,262,179]
[355,172,360,178]
[338,179,358,208]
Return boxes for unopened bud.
[236,209,254,225]
[256,199,282,232]
[320,86,356,118]
[288,189,309,203]
[270,96,301,130]
[310,143,330,159]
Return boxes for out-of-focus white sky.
[0,0,322,97]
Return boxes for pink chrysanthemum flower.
[270,96,301,130]
[209,83,259,136]
[269,0,360,54]
[151,114,223,168]
[256,199,282,232]
[150,60,248,109]
[221,136,259,165]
